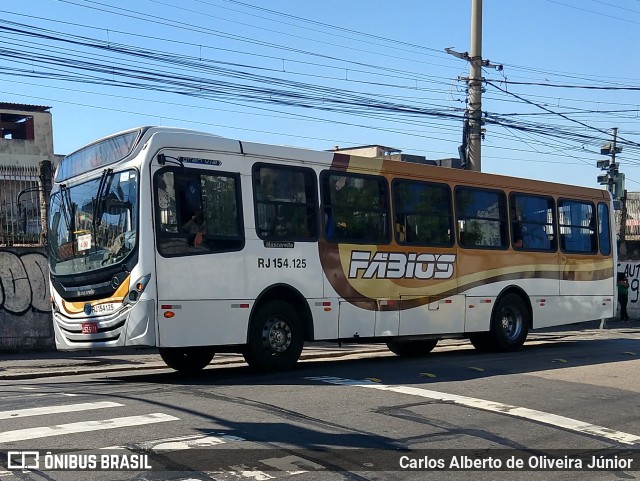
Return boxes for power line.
[486,80,640,150]
[544,0,640,25]
[486,78,640,90]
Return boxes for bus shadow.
[109,330,640,387]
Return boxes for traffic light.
[597,132,623,199]
[613,173,625,200]
[601,142,622,155]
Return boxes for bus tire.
[386,339,438,357]
[489,293,529,351]
[244,300,304,371]
[159,347,215,373]
[468,333,493,352]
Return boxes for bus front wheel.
[159,347,215,373]
[244,300,305,371]
[386,339,438,357]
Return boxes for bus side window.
[598,202,611,255]
[393,179,453,247]
[558,199,596,254]
[455,187,507,249]
[155,169,244,256]
[321,171,390,244]
[509,194,556,251]
[252,164,318,241]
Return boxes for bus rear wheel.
[159,347,215,373]
[468,333,493,352]
[244,300,304,371]
[386,339,438,357]
[489,293,529,351]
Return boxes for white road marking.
[308,376,640,445]
[0,413,178,442]
[0,401,123,420]
[0,392,79,401]
[103,432,246,451]
[259,455,325,474]
[227,469,274,480]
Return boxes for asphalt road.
[1,325,640,481]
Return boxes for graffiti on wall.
[0,250,50,315]
[619,262,640,306]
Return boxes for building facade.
[0,103,63,245]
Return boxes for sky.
[1,0,639,189]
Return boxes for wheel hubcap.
[501,307,523,341]
[262,318,292,354]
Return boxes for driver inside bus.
[183,209,206,247]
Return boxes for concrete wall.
[618,261,640,320]
[0,247,53,351]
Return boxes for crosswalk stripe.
[308,376,640,445]
[0,392,79,401]
[105,432,246,451]
[0,401,123,420]
[0,413,178,443]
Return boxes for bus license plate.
[81,323,98,334]
[91,303,116,315]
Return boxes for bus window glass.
[155,169,243,256]
[157,172,178,233]
[253,165,318,240]
[47,169,138,275]
[321,172,390,244]
[202,175,241,237]
[558,199,596,254]
[456,187,508,249]
[598,202,611,255]
[510,194,556,251]
[393,180,452,246]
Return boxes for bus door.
[153,163,247,348]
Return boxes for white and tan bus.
[48,127,616,372]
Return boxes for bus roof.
[63,126,608,201]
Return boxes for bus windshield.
[48,169,138,276]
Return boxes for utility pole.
[468,0,483,172]
[597,128,625,239]
[446,0,501,172]
[38,159,52,247]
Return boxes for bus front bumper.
[53,299,156,350]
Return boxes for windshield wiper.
[92,168,113,247]
[59,184,77,257]
[59,185,71,232]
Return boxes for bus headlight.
[128,274,151,303]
